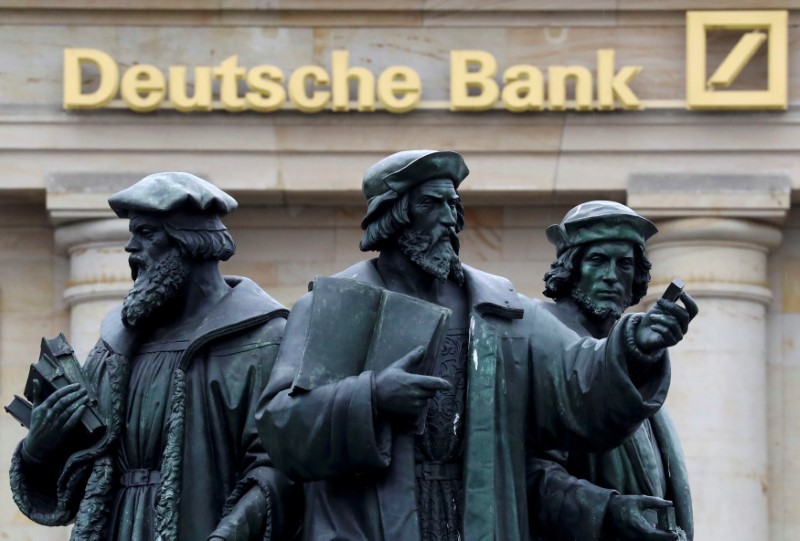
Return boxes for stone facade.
[1,2,799,540]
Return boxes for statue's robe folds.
[256,260,671,541]
[529,303,693,541]
[10,277,300,541]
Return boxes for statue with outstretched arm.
[528,201,693,541]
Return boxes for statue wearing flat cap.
[256,152,697,541]
[10,172,300,541]
[528,201,692,541]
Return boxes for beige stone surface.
[767,210,800,541]
[7,0,800,10]
[9,111,800,204]
[649,257,770,540]
[3,1,800,30]
[0,25,315,106]
[1,2,800,539]
[781,258,800,312]
[0,204,70,539]
[0,12,798,107]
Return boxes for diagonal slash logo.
[686,10,788,110]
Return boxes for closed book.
[22,333,105,436]
[4,395,32,428]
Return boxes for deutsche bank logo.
[686,10,788,110]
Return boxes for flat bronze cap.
[361,150,469,229]
[546,200,657,255]
[108,172,237,219]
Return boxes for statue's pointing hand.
[635,291,698,355]
[375,346,452,424]
[22,381,88,464]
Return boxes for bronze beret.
[360,150,469,229]
[546,201,657,255]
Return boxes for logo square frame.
[686,10,788,110]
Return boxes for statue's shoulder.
[461,263,514,291]
[329,259,382,285]
[98,304,137,358]
[461,264,525,320]
[225,276,288,315]
[221,276,288,344]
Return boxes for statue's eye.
[135,226,155,239]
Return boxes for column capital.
[627,173,791,225]
[628,173,787,307]
[638,216,782,307]
[647,217,783,251]
[54,218,130,255]
[54,218,131,310]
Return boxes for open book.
[291,276,452,432]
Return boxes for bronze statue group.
[10,150,696,541]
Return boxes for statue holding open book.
[6,173,300,541]
[255,150,697,541]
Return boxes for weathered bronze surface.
[9,172,300,541]
[529,200,692,541]
[255,151,697,541]
[7,157,698,541]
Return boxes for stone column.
[628,175,789,541]
[54,218,131,360]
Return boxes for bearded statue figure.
[528,201,693,541]
[255,151,697,541]
[10,173,300,541]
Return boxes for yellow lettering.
[63,48,119,109]
[120,65,165,113]
[168,66,212,112]
[501,65,544,112]
[597,49,642,111]
[288,66,331,113]
[450,50,499,111]
[213,55,247,112]
[331,51,375,112]
[245,65,286,113]
[377,66,421,113]
[547,65,593,111]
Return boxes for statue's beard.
[570,287,631,323]
[397,228,465,285]
[122,252,189,329]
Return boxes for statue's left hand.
[635,292,698,355]
[206,485,268,541]
[23,381,88,463]
[605,494,678,541]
